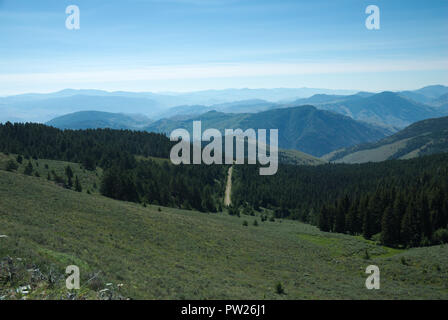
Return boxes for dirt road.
[224,166,233,206]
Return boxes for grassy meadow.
[1,154,448,299]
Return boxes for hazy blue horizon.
[0,0,447,95]
[0,84,444,99]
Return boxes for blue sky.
[0,0,447,95]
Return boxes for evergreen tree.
[318,205,331,232]
[23,161,33,175]
[74,175,82,192]
[401,201,422,247]
[345,199,360,235]
[65,165,74,188]
[381,206,397,246]
[362,209,374,239]
[334,195,349,233]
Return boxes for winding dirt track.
[224,166,233,206]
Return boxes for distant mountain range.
[155,99,279,119]
[46,111,153,130]
[145,106,391,157]
[322,116,448,163]
[2,85,448,127]
[315,91,443,129]
[6,85,448,158]
[0,87,356,123]
[153,87,448,129]
[285,89,447,129]
[398,85,448,104]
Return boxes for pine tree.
[318,205,331,232]
[334,195,349,233]
[23,161,33,175]
[430,188,447,232]
[345,198,360,235]
[74,175,82,192]
[381,206,397,246]
[419,194,431,240]
[65,165,74,188]
[401,201,422,247]
[363,208,374,239]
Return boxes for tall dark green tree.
[23,161,33,175]
[318,205,331,232]
[65,165,74,188]
[401,201,422,247]
[381,206,398,246]
[74,175,82,192]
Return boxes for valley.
[1,165,448,299]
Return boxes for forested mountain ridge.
[46,111,153,130]
[322,116,448,163]
[0,122,173,166]
[2,122,447,249]
[146,105,391,157]
[0,122,226,212]
[317,91,441,128]
[232,153,448,248]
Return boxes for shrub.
[5,159,18,172]
[275,282,285,295]
[400,257,408,265]
[242,220,248,227]
[23,161,33,175]
[363,249,370,260]
[253,220,258,226]
[433,229,448,244]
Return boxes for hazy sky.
[0,0,447,95]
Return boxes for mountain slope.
[399,85,448,104]
[413,85,448,99]
[146,105,391,157]
[318,91,440,128]
[323,116,448,163]
[0,94,164,123]
[154,99,278,120]
[46,111,153,130]
[2,168,448,299]
[289,92,374,106]
[0,88,357,123]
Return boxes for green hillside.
[323,116,448,163]
[0,152,102,194]
[1,167,448,299]
[46,111,153,130]
[319,91,440,128]
[146,106,390,157]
